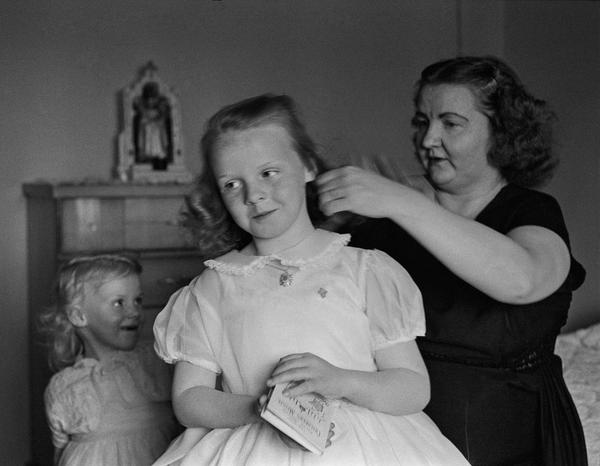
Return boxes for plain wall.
[503,1,600,332]
[0,1,597,464]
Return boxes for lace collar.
[73,350,133,371]
[205,229,350,276]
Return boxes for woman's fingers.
[316,166,386,216]
[319,197,352,216]
[314,166,353,186]
[318,187,345,203]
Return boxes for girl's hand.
[258,383,338,451]
[266,353,344,399]
[327,422,336,448]
[255,392,268,417]
[255,391,308,449]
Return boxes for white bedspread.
[555,322,600,466]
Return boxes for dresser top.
[23,180,195,198]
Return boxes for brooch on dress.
[267,262,297,287]
[279,270,294,287]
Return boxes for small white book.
[260,382,334,455]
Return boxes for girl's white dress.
[153,229,469,465]
[44,341,180,466]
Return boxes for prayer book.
[260,382,334,455]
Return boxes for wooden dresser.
[23,181,205,466]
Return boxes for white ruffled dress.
[44,341,180,466]
[153,229,469,465]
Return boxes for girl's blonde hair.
[182,94,328,258]
[38,254,142,372]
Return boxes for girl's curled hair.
[37,254,142,372]
[182,93,328,258]
[414,55,558,187]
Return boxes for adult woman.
[316,56,587,465]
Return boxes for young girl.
[152,94,469,465]
[40,254,180,466]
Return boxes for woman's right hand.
[316,166,427,220]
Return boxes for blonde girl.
[40,254,179,466]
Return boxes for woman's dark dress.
[349,184,587,466]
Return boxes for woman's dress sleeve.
[503,189,585,290]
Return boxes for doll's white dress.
[44,341,180,466]
[153,229,469,466]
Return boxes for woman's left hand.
[266,353,344,399]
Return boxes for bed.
[555,322,600,466]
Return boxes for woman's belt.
[421,340,555,372]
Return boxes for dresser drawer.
[139,254,206,307]
[60,197,193,253]
[141,306,162,342]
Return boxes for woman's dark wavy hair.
[182,94,328,258]
[413,55,558,187]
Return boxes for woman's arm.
[267,341,430,416]
[172,361,259,428]
[317,166,570,304]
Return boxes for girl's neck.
[82,340,120,363]
[249,226,316,257]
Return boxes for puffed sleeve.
[44,380,70,449]
[43,366,102,448]
[153,274,222,374]
[362,249,425,350]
